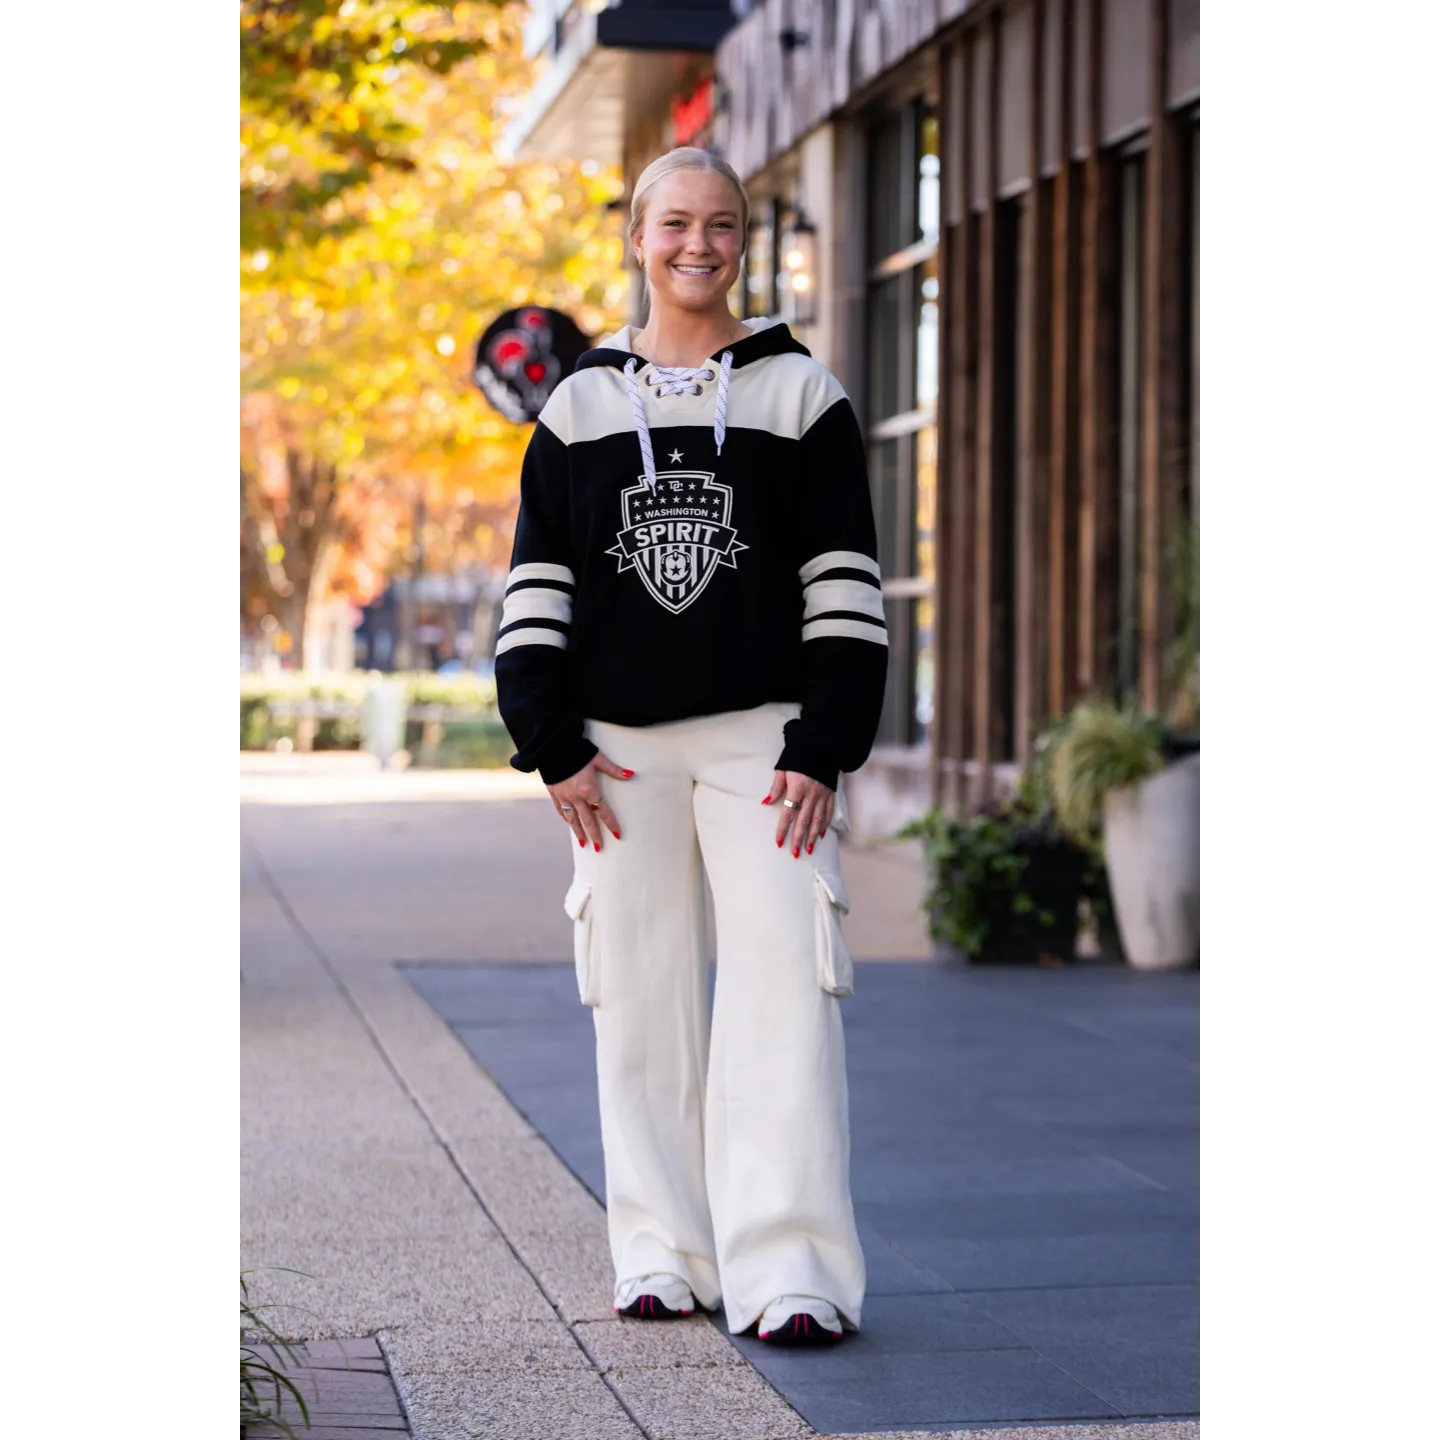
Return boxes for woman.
[496,147,887,1345]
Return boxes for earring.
[636,253,645,269]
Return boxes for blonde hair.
[629,148,750,303]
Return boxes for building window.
[865,99,940,747]
[743,198,779,319]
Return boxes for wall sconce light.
[778,28,811,52]
[781,206,818,327]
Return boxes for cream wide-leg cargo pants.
[563,701,866,1335]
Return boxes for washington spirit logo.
[605,472,747,614]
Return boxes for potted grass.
[1050,702,1199,971]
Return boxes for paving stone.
[774,1348,1122,1431]
[606,1360,812,1439]
[890,1232,1198,1291]
[855,1190,1199,1242]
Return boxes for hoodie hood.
[574,317,812,495]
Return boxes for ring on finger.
[558,803,574,813]
[781,798,799,809]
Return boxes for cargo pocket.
[563,879,601,1007]
[813,870,854,998]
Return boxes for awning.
[498,4,736,166]
[499,8,625,165]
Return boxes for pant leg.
[688,704,866,1334]
[580,716,721,1310]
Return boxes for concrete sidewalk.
[241,753,1198,1439]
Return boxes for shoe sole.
[615,1295,693,1320]
[758,1313,843,1345]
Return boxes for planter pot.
[931,840,1085,967]
[1162,732,1201,762]
[1102,753,1200,971]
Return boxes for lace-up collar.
[622,352,734,494]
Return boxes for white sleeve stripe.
[507,562,575,589]
[798,550,881,585]
[802,579,887,622]
[495,626,568,656]
[802,617,889,646]
[500,588,572,626]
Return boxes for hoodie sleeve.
[494,415,599,786]
[775,388,890,790]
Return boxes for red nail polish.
[807,843,814,854]
[622,769,635,778]
[793,847,800,858]
[776,837,783,847]
[611,830,620,839]
[761,796,772,805]
[579,836,586,848]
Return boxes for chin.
[658,290,726,313]
[655,274,735,309]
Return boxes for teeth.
[674,266,716,274]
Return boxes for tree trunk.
[240,448,343,669]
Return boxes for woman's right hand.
[547,752,633,850]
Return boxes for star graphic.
[668,449,684,464]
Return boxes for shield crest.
[605,472,748,614]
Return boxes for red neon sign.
[671,77,714,147]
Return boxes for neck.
[632,305,748,368]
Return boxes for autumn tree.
[241,0,626,666]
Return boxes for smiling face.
[635,168,746,319]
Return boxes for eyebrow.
[658,207,739,219]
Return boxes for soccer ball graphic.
[661,549,693,584]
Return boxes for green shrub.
[239,671,498,751]
[418,716,515,769]
[403,671,497,710]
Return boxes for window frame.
[863,95,941,748]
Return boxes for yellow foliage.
[242,4,626,614]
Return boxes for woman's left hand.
[765,770,835,857]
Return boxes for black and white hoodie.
[495,317,888,789]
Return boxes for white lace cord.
[714,350,734,457]
[623,353,736,492]
[623,357,658,492]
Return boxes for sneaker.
[757,1295,844,1344]
[614,1273,695,1319]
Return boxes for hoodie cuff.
[518,734,598,788]
[776,722,841,791]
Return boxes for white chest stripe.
[507,562,575,590]
[501,587,572,627]
[798,550,881,585]
[802,578,886,623]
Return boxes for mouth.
[671,264,719,277]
